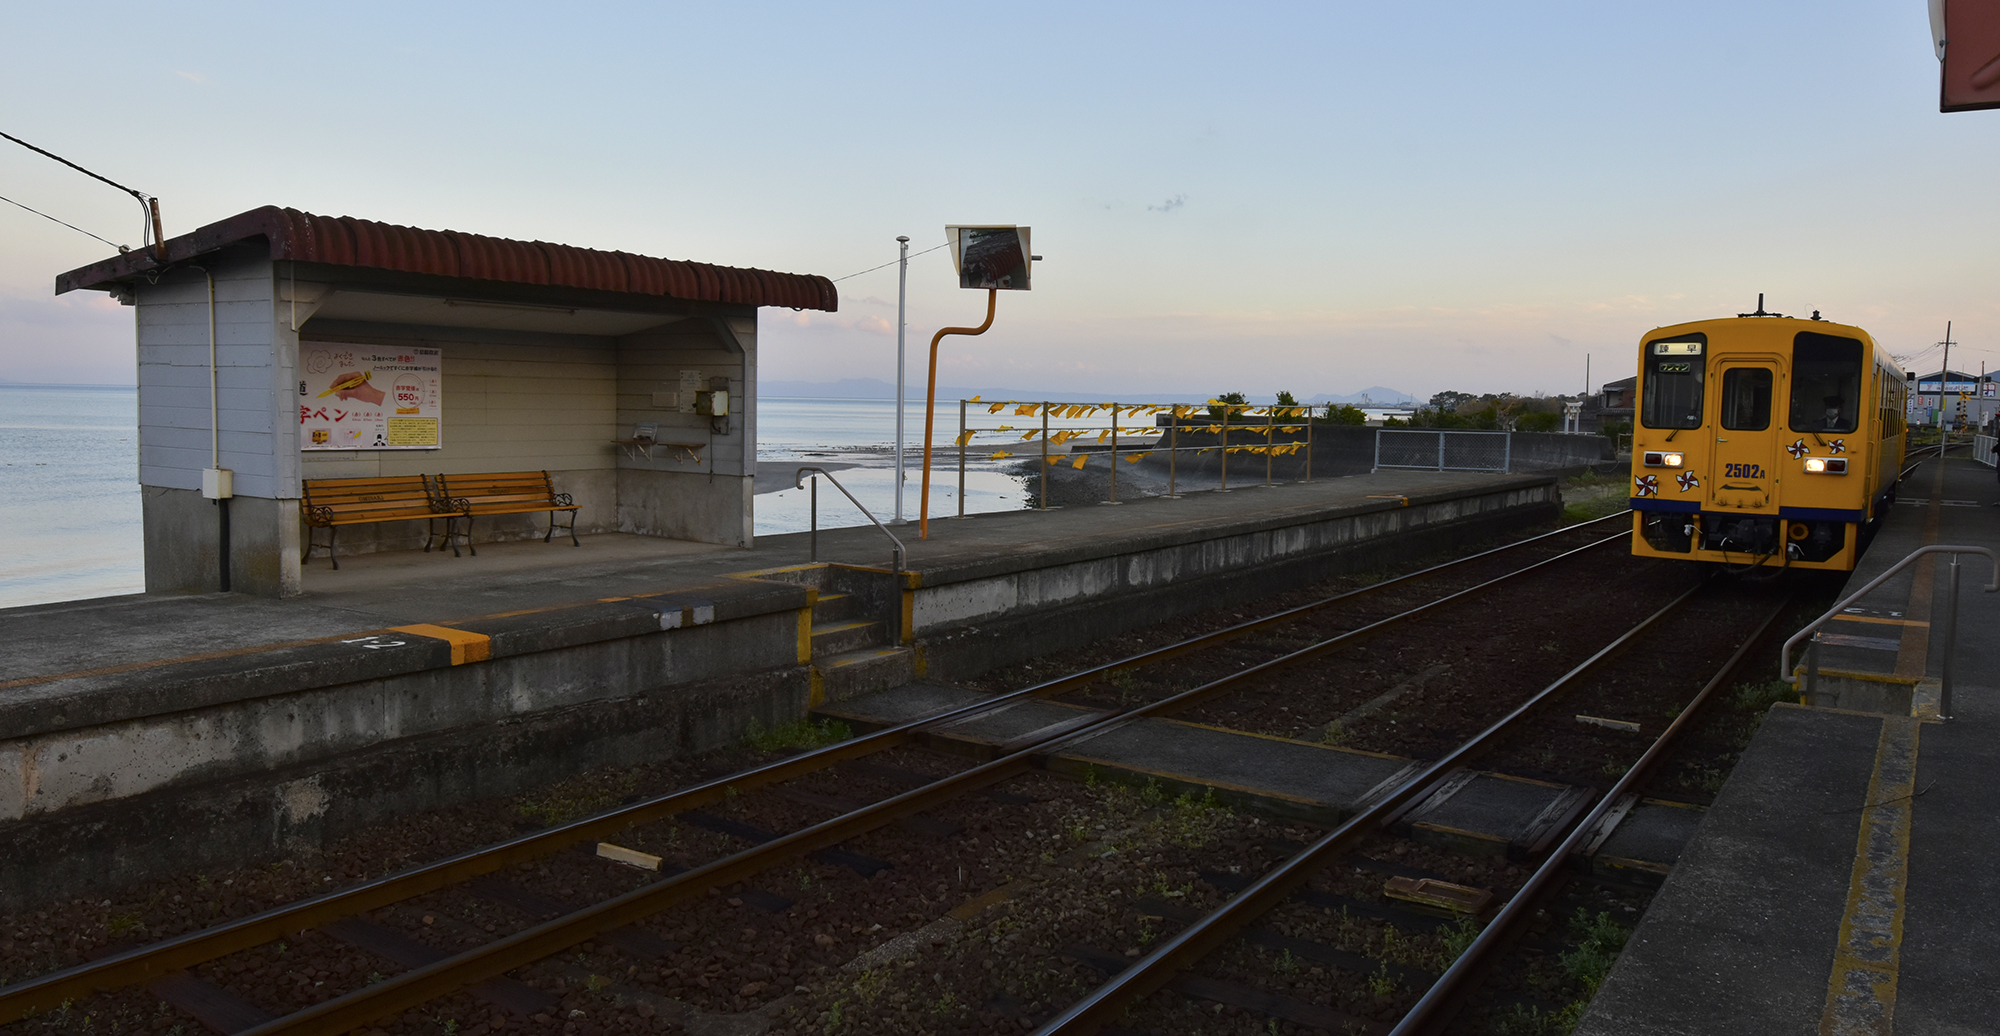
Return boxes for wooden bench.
[300,475,462,569]
[433,470,579,555]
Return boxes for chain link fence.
[1372,429,1513,472]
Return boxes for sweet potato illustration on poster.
[299,346,441,450]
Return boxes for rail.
[795,465,905,573]
[1783,544,1998,719]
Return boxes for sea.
[0,387,1098,610]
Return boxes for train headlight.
[1642,451,1685,468]
[1661,452,1683,467]
[1804,458,1825,472]
[1803,458,1848,474]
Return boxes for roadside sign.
[1939,0,2000,111]
[945,225,1032,290]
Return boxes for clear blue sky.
[3,2,1994,399]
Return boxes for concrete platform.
[1578,451,2000,1036]
[817,682,1691,870]
[0,470,1559,907]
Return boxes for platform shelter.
[55,206,836,597]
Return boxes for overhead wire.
[831,240,950,282]
[0,192,124,250]
[1,128,156,249]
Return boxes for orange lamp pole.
[919,288,998,539]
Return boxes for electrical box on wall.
[694,390,729,417]
[202,467,234,500]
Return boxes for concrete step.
[813,647,915,703]
[811,591,865,624]
[810,619,887,658]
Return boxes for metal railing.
[795,466,905,573]
[950,400,1320,509]
[1783,544,1997,719]
[1372,428,1512,473]
[1977,433,1995,468]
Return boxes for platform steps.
[753,564,913,702]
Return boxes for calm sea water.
[0,389,1083,609]
[0,386,144,609]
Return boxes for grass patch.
[743,717,852,753]
[514,770,639,826]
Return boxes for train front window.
[1641,335,1705,429]
[1791,333,1863,433]
[1721,368,1773,430]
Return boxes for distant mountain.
[1308,386,1417,406]
[759,377,1416,406]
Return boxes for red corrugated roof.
[54,205,838,311]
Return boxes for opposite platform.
[1579,451,2000,1036]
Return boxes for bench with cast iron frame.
[433,470,579,556]
[300,475,466,569]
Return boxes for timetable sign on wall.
[300,345,442,450]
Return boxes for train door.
[1709,360,1779,514]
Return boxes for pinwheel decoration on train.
[1787,439,1810,458]
[1635,474,1659,496]
[1676,471,1700,492]
[1828,439,1846,454]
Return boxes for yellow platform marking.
[390,624,491,665]
[1818,716,1920,1036]
[1829,615,1928,629]
[1892,463,1947,681]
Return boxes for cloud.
[173,70,207,84]
[1147,194,1187,213]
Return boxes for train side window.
[1790,333,1863,433]
[1721,368,1772,430]
[1640,334,1705,429]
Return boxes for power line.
[0,192,123,250]
[1,128,158,250]
[832,240,950,282]
[0,130,150,202]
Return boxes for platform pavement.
[0,468,1551,727]
[1578,451,2000,1036]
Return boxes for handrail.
[794,466,906,573]
[1783,544,1997,719]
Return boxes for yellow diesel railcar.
[1629,310,1906,570]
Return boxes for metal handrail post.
[957,399,967,518]
[1108,403,1120,504]
[1437,430,1446,471]
[1168,413,1179,498]
[1265,405,1274,486]
[1372,428,1381,473]
[1942,554,1963,718]
[1780,545,1999,706]
[1039,401,1049,510]
[1504,431,1513,473]
[1305,407,1313,483]
[1220,407,1230,492]
[1804,634,1819,703]
[794,466,906,573]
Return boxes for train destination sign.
[300,345,443,450]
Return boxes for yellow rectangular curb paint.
[1818,716,1920,1036]
[391,624,492,665]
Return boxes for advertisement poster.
[299,345,442,450]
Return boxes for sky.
[3,1,1997,401]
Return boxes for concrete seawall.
[0,470,1560,907]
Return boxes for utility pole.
[1938,321,1955,448]
[893,235,910,523]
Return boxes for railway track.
[0,511,1710,1035]
[1033,583,1796,1035]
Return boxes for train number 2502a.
[1722,462,1765,479]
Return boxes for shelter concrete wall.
[612,316,756,545]
[134,251,302,596]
